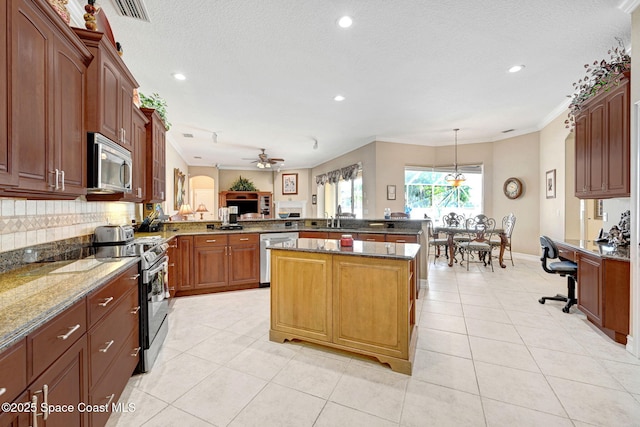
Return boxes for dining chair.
[457,215,496,271]
[490,213,516,266]
[426,221,450,264]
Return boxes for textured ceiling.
[95,0,631,170]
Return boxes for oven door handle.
[145,256,169,277]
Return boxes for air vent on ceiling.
[182,133,194,138]
[111,0,150,22]
[502,129,515,133]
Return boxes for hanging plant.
[139,92,171,130]
[229,176,258,191]
[565,37,630,129]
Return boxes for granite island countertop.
[558,239,630,261]
[267,238,421,260]
[0,256,139,352]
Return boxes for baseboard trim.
[626,335,639,358]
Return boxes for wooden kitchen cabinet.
[219,191,273,218]
[123,107,148,202]
[0,0,17,189]
[270,250,417,374]
[167,237,178,298]
[385,234,418,243]
[177,236,193,291]
[357,233,386,242]
[141,108,167,203]
[73,28,139,150]
[554,240,631,345]
[2,0,92,198]
[0,340,27,412]
[574,74,630,199]
[0,391,30,427]
[298,231,328,239]
[178,233,259,296]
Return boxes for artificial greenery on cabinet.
[229,176,258,191]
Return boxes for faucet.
[335,205,341,228]
[325,212,331,228]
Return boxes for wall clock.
[503,177,523,199]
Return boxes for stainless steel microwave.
[87,132,133,194]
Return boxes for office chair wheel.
[562,306,570,313]
[538,298,545,304]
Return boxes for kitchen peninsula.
[268,238,420,374]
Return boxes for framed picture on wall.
[174,168,186,210]
[545,169,556,199]
[387,185,396,200]
[282,173,298,195]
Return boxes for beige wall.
[539,112,571,241]
[165,139,190,216]
[564,133,581,240]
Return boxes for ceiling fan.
[243,149,284,169]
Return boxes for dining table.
[433,225,508,268]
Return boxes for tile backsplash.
[0,198,135,252]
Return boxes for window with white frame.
[316,165,363,218]
[404,165,483,221]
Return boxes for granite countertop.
[268,238,421,260]
[0,256,139,352]
[559,239,630,261]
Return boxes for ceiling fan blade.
[270,158,285,162]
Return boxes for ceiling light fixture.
[508,65,525,73]
[172,73,187,80]
[212,132,218,143]
[334,94,345,102]
[445,128,466,187]
[313,139,318,150]
[338,16,353,28]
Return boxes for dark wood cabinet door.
[577,252,602,326]
[586,101,605,195]
[29,336,88,427]
[0,391,31,427]
[54,37,86,196]
[605,81,630,196]
[194,245,228,289]
[124,107,147,201]
[142,108,166,202]
[12,0,53,194]
[99,59,120,144]
[574,112,588,197]
[119,80,134,150]
[0,0,18,188]
[178,236,193,291]
[228,237,259,286]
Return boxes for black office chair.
[538,236,578,313]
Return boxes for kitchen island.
[269,238,420,374]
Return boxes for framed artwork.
[282,173,298,195]
[545,169,556,199]
[174,168,186,210]
[594,199,603,220]
[387,184,396,200]
[312,194,317,205]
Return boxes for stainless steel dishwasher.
[260,232,299,286]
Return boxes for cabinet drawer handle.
[99,297,114,307]
[0,388,5,396]
[206,239,217,243]
[60,170,65,191]
[99,340,115,353]
[396,240,406,243]
[366,239,375,241]
[131,306,141,314]
[105,393,116,407]
[168,263,175,267]
[239,238,249,241]
[131,347,142,357]
[168,287,175,291]
[130,274,141,280]
[57,324,81,340]
[169,245,178,248]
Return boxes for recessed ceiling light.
[508,65,525,73]
[338,16,353,28]
[172,73,187,80]
[334,94,345,102]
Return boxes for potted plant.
[229,176,258,191]
[139,92,171,130]
[565,37,630,129]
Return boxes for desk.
[433,226,507,268]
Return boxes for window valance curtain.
[315,163,360,186]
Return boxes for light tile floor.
[107,255,640,427]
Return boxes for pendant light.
[445,128,466,187]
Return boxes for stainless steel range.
[134,236,170,373]
[93,227,169,373]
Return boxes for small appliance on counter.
[218,206,243,230]
[93,224,135,258]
